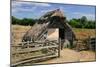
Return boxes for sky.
[12,1,96,20]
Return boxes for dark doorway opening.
[59,29,65,50]
[59,29,65,40]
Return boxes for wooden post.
[88,36,91,50]
[21,42,23,46]
[72,33,74,48]
[27,41,30,48]
[58,38,61,57]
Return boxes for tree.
[12,16,96,29]
[80,16,87,28]
[69,19,79,27]
[12,16,21,24]
[12,16,36,26]
[68,16,95,29]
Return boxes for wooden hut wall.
[65,30,73,41]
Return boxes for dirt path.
[37,48,95,64]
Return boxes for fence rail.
[11,54,57,66]
[75,36,96,51]
[11,40,59,67]
[12,45,58,54]
[88,37,96,51]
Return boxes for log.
[11,54,58,67]
[12,45,58,54]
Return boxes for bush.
[12,16,37,26]
[68,16,96,29]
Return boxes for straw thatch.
[22,9,76,46]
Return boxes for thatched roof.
[39,9,65,22]
[22,9,76,42]
[51,9,64,17]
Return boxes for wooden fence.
[88,37,96,51]
[75,36,96,51]
[11,40,60,67]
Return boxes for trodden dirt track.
[36,48,95,64]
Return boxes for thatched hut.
[22,9,76,49]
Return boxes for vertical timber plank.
[58,38,61,57]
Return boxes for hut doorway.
[59,28,65,50]
[59,29,65,40]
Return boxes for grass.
[12,25,96,48]
[11,25,96,42]
[11,25,31,42]
[73,28,96,39]
[12,25,31,33]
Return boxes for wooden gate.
[11,40,60,66]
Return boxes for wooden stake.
[58,38,61,57]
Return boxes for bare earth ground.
[11,25,96,64]
[36,48,95,64]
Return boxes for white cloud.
[33,2,51,7]
[12,1,35,13]
[40,9,55,13]
[12,1,51,8]
[12,1,51,13]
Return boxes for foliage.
[68,16,96,29]
[12,16,96,29]
[12,16,37,26]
